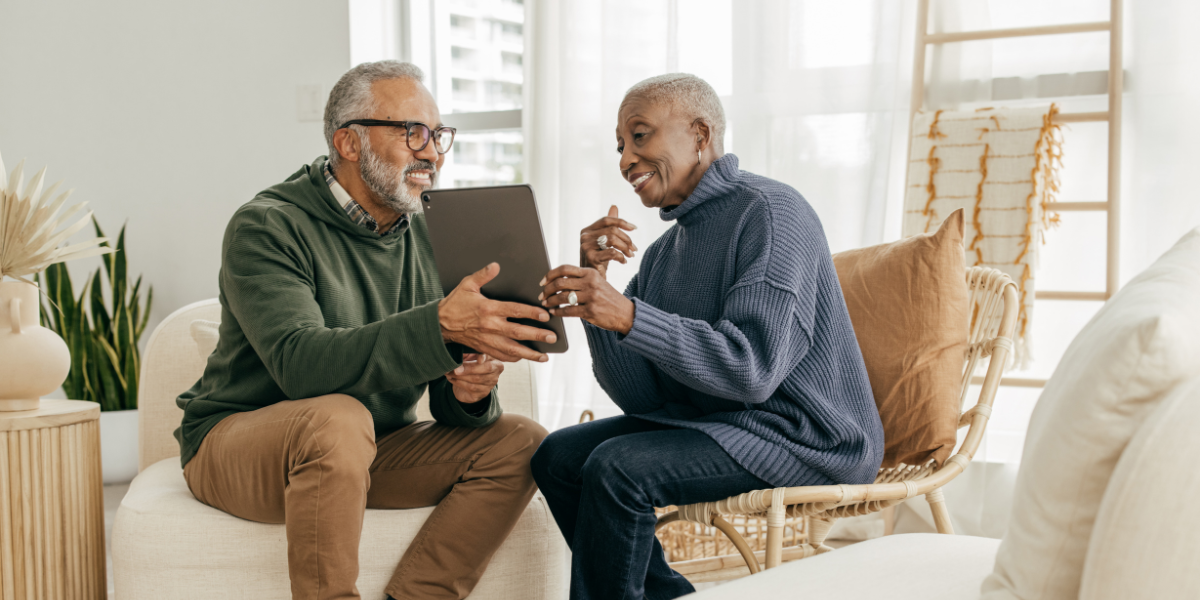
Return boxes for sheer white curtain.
[525,0,917,430]
[1125,1,1200,278]
[896,0,1200,538]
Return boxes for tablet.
[420,184,568,354]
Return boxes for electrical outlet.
[296,85,323,122]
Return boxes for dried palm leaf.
[0,152,115,283]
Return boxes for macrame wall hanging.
[903,105,1064,368]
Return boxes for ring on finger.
[596,235,608,251]
[568,291,579,306]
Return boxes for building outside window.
[433,0,525,188]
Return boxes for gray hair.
[324,60,425,169]
[621,73,726,153]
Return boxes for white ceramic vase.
[0,280,71,411]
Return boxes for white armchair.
[112,299,568,600]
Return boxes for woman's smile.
[628,170,656,193]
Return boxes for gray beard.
[359,138,433,215]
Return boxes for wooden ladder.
[909,0,1124,390]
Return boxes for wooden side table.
[0,400,105,600]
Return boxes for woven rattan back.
[656,267,1020,577]
[951,267,1019,463]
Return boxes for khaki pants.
[183,394,548,600]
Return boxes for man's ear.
[332,127,363,164]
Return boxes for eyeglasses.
[338,119,457,154]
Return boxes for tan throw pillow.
[832,209,968,468]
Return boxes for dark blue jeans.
[530,416,770,600]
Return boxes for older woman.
[530,74,884,600]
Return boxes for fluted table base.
[0,400,105,600]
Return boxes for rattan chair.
[655,267,1019,580]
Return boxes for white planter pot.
[100,409,139,484]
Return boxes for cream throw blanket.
[902,106,1063,367]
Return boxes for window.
[349,0,527,188]
[451,130,523,188]
[501,51,522,73]
[451,78,477,102]
[485,81,522,108]
[449,14,475,38]
[497,21,523,43]
[450,46,478,71]
[432,1,526,187]
[453,141,481,164]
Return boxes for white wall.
[0,0,350,337]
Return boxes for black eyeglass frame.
[337,119,457,154]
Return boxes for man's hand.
[439,262,555,362]
[446,353,504,404]
[540,264,636,334]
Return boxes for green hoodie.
[174,157,499,467]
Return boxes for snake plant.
[37,219,153,411]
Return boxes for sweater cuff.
[398,300,463,381]
[460,394,493,417]
[619,298,679,359]
[584,320,619,351]
[432,382,501,428]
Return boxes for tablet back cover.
[420,184,568,354]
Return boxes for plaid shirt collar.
[323,160,410,236]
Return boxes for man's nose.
[415,138,439,162]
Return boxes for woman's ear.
[692,119,711,153]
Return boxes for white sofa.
[690,377,1200,600]
[689,227,1200,600]
[112,299,569,600]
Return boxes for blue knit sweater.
[584,154,884,488]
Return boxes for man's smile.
[406,169,434,186]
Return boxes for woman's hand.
[539,265,635,334]
[445,353,504,404]
[579,205,638,278]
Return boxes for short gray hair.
[622,73,726,153]
[324,60,425,168]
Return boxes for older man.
[175,60,555,600]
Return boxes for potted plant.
[0,154,113,411]
[39,220,152,484]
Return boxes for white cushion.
[190,319,220,357]
[1079,376,1200,599]
[983,228,1200,600]
[140,300,221,470]
[112,459,568,600]
[686,534,1000,600]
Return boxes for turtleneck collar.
[659,153,742,224]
